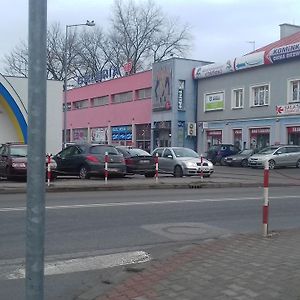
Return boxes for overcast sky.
[1,0,300,72]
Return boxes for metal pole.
[263,160,269,237]
[26,1,47,299]
[63,25,68,148]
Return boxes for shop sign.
[233,129,242,135]
[193,60,234,79]
[234,52,265,71]
[250,128,270,135]
[112,126,132,141]
[177,89,184,110]
[77,66,121,86]
[205,92,224,111]
[207,130,222,136]
[266,42,300,64]
[287,126,300,133]
[276,104,300,115]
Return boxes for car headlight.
[12,162,26,168]
[186,161,197,168]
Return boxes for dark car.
[206,144,240,165]
[53,143,126,179]
[224,149,255,167]
[116,146,156,177]
[0,142,57,180]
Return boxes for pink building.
[66,70,152,151]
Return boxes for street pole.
[63,20,95,148]
[26,1,47,299]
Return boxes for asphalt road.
[1,185,300,299]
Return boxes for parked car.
[224,149,255,167]
[115,146,156,177]
[0,142,57,180]
[151,147,214,177]
[53,143,126,179]
[206,144,240,165]
[248,145,300,169]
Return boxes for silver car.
[248,145,300,169]
[151,147,214,177]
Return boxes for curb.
[0,181,299,194]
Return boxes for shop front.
[111,125,133,146]
[287,126,300,145]
[206,130,222,149]
[233,129,242,149]
[136,124,151,152]
[249,128,270,150]
[153,121,172,148]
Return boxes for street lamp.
[63,20,95,148]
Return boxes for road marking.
[4,250,151,280]
[0,195,299,212]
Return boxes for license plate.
[140,160,150,164]
[108,168,119,172]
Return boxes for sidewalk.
[84,229,300,300]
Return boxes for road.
[0,186,300,299]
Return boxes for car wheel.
[79,166,90,179]
[241,159,248,167]
[296,159,300,168]
[174,165,183,178]
[145,172,155,178]
[220,157,226,166]
[268,160,275,170]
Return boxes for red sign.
[233,129,242,135]
[250,128,270,135]
[207,130,222,136]
[123,61,132,73]
[287,126,300,133]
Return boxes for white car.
[248,145,300,169]
[151,147,214,177]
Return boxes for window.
[163,149,172,158]
[72,99,89,110]
[288,79,300,103]
[251,84,269,106]
[137,88,151,100]
[112,91,133,103]
[91,96,109,107]
[232,88,243,109]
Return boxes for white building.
[0,74,63,154]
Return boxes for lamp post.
[63,20,95,148]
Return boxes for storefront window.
[287,127,300,145]
[136,124,151,152]
[73,128,88,142]
[206,130,222,149]
[233,129,242,149]
[111,125,132,145]
[249,128,270,150]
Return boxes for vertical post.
[47,154,51,187]
[104,151,108,184]
[200,153,204,181]
[263,160,269,237]
[26,1,47,299]
[63,25,68,149]
[155,153,159,183]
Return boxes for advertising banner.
[205,92,224,111]
[91,127,107,143]
[266,42,300,64]
[193,60,234,79]
[276,103,300,115]
[234,51,265,71]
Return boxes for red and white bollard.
[104,151,108,184]
[155,153,159,183]
[47,154,51,187]
[200,153,204,181]
[263,160,269,237]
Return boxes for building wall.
[0,75,63,154]
[196,60,300,151]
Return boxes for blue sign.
[78,67,121,86]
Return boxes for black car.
[116,146,156,177]
[206,144,240,165]
[224,149,255,167]
[53,143,126,179]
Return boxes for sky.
[1,0,300,72]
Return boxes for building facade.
[0,74,63,154]
[194,24,300,152]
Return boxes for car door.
[54,146,80,174]
[160,148,175,173]
[0,145,6,175]
[287,146,300,166]
[273,147,289,167]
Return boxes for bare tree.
[1,0,192,79]
[109,0,192,73]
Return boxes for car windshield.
[128,149,150,156]
[10,146,27,157]
[258,147,278,154]
[239,149,253,155]
[173,148,199,158]
[89,145,119,155]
